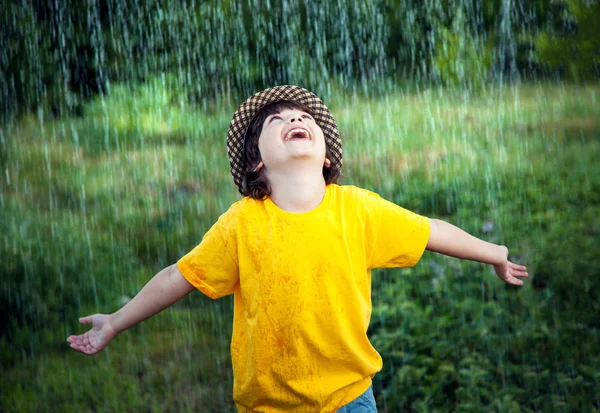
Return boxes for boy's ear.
[254,161,264,172]
[324,158,331,168]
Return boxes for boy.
[67,85,528,412]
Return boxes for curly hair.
[241,100,342,199]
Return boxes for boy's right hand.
[67,314,118,355]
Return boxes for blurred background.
[1,0,599,412]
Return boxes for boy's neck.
[266,167,327,213]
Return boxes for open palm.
[67,314,117,355]
[494,246,528,286]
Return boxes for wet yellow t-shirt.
[177,184,430,412]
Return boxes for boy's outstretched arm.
[426,218,528,286]
[67,264,195,355]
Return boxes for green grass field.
[1,82,599,412]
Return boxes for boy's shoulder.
[335,183,380,197]
[334,184,384,204]
[221,196,255,216]
[218,194,270,221]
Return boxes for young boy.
[67,85,528,412]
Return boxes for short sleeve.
[177,208,239,300]
[367,194,431,269]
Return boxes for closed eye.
[268,115,283,124]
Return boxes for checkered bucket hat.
[227,85,342,193]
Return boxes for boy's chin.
[285,146,324,158]
[285,153,323,163]
[268,154,325,171]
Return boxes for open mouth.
[284,128,312,141]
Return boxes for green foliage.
[535,0,600,80]
[434,26,494,87]
[4,0,600,124]
[2,83,599,411]
[384,0,442,80]
[0,311,235,412]
[0,2,46,122]
[370,157,600,410]
[2,0,391,122]
[331,83,600,411]
[0,80,238,364]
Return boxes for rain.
[1,0,599,411]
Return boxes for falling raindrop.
[1,0,599,411]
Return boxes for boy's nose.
[289,117,302,123]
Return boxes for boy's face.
[257,108,327,172]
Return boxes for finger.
[67,336,81,344]
[77,344,93,355]
[505,275,524,286]
[68,334,83,345]
[84,345,98,356]
[510,267,528,275]
[78,342,91,354]
[509,263,527,271]
[79,316,93,325]
[69,339,98,355]
[512,270,528,278]
[70,342,84,353]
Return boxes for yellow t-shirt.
[177,184,430,412]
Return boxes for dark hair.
[241,100,342,199]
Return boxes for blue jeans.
[336,386,378,412]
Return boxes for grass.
[1,80,599,412]
[2,308,235,413]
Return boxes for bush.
[369,139,600,411]
[535,1,600,80]
[434,14,493,87]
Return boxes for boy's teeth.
[286,129,310,140]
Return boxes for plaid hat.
[226,85,342,193]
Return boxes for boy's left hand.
[493,246,528,286]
